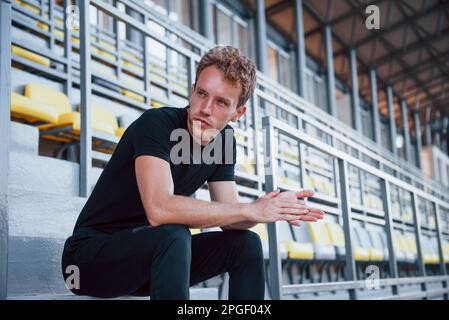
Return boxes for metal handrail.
[263,115,448,300]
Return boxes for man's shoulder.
[141,105,186,119]
[137,106,186,127]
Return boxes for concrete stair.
[10,122,102,196]
[7,288,218,300]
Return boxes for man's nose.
[201,99,213,115]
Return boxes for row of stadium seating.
[249,222,449,265]
[11,83,128,154]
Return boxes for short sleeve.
[132,110,171,162]
[207,132,236,182]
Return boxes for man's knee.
[154,224,192,257]
[231,230,264,261]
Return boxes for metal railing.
[263,115,449,300]
[0,0,12,301]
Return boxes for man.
[61,46,324,300]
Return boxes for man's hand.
[246,189,324,225]
[276,190,325,227]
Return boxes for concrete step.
[8,188,86,239]
[7,188,87,296]
[7,288,219,300]
[9,151,103,196]
[10,121,39,155]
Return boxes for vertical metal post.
[294,0,306,98]
[252,94,262,182]
[338,159,357,300]
[434,112,442,150]
[441,117,449,153]
[325,25,337,117]
[434,204,448,300]
[387,85,397,156]
[411,192,427,295]
[63,0,73,103]
[187,56,195,97]
[401,99,411,162]
[370,67,381,145]
[142,14,150,105]
[115,0,122,81]
[350,48,361,132]
[425,106,432,146]
[0,0,12,300]
[255,0,268,73]
[413,109,422,168]
[199,0,213,41]
[262,116,283,300]
[79,0,92,197]
[381,180,399,295]
[49,0,55,51]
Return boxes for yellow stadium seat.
[18,1,40,14]
[285,240,314,260]
[307,222,337,260]
[422,237,440,265]
[308,222,332,246]
[280,150,299,161]
[325,222,345,248]
[250,224,288,260]
[13,84,123,149]
[442,241,449,263]
[11,92,59,124]
[53,29,64,39]
[368,247,384,261]
[98,49,116,61]
[122,89,145,103]
[404,234,417,256]
[150,100,163,109]
[57,105,118,136]
[353,246,370,262]
[394,233,415,263]
[99,40,116,52]
[280,177,299,188]
[189,228,201,235]
[36,21,49,32]
[115,127,126,137]
[122,60,144,74]
[11,45,50,67]
[121,50,143,62]
[25,83,71,116]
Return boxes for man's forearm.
[221,221,257,230]
[146,194,251,228]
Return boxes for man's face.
[187,65,246,145]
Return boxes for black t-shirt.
[72,106,236,235]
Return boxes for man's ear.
[231,105,246,122]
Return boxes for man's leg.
[190,229,265,300]
[62,224,192,299]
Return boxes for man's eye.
[217,100,226,106]
[197,91,205,97]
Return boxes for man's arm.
[208,181,259,231]
[135,156,310,229]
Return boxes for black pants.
[61,224,265,300]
